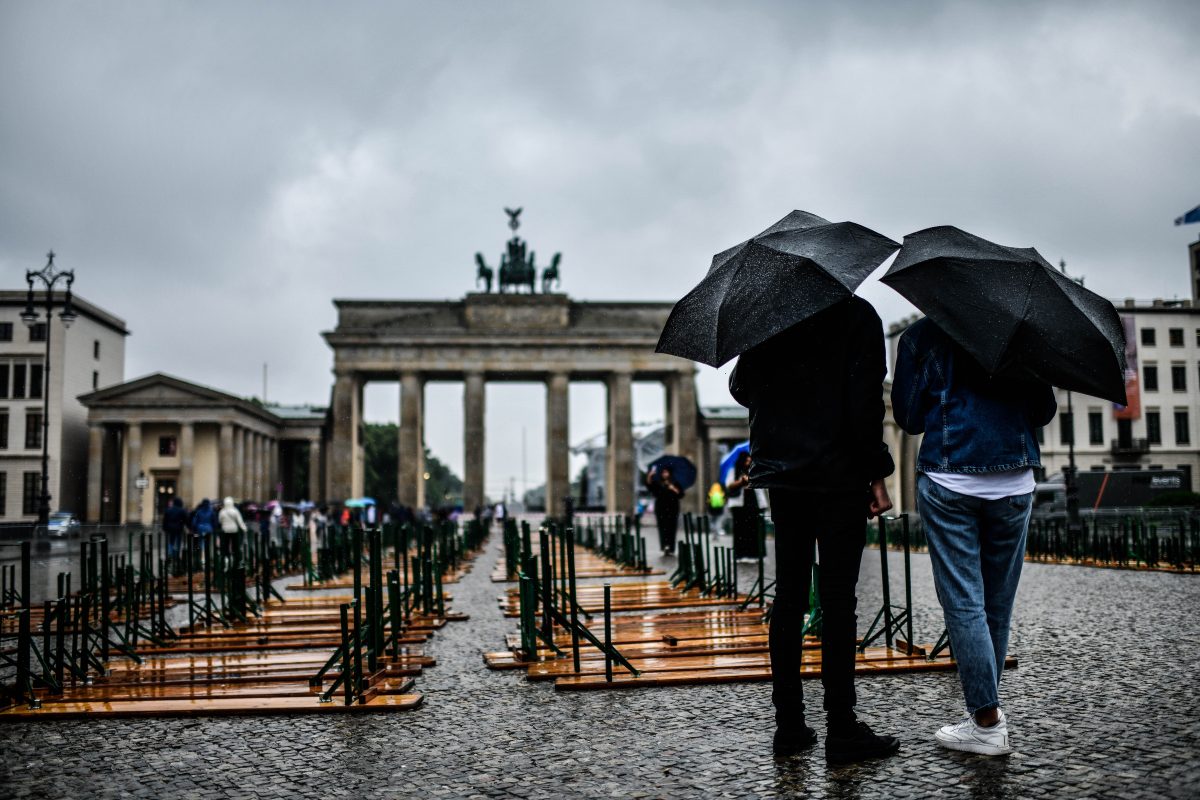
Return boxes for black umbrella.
[646,455,697,490]
[881,226,1127,404]
[655,210,900,367]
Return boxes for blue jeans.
[917,474,1031,714]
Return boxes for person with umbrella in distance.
[885,227,1126,756]
[657,210,902,763]
[645,463,686,555]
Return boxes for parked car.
[47,511,80,538]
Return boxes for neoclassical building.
[79,374,327,524]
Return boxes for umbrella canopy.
[344,497,376,508]
[656,210,899,366]
[882,226,1127,404]
[646,455,697,490]
[718,441,750,484]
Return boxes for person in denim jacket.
[892,317,1057,756]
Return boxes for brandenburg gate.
[322,210,700,515]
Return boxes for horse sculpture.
[474,253,494,293]
[540,252,562,293]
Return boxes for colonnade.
[328,368,700,515]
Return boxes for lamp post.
[21,251,77,529]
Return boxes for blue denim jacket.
[891,318,1057,473]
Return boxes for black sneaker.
[825,721,900,764]
[773,725,818,756]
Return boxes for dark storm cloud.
[2,1,1198,468]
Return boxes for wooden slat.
[0,693,424,720]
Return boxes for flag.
[1175,204,1200,225]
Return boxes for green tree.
[362,422,463,510]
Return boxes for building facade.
[79,374,327,524]
[0,292,127,524]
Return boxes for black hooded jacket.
[729,296,895,492]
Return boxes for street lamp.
[21,251,76,528]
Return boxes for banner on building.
[1112,315,1140,419]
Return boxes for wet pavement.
[1,520,1197,799]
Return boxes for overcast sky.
[2,1,1198,498]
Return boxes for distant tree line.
[362,423,464,509]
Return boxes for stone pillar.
[179,421,195,506]
[330,371,360,501]
[268,437,278,499]
[605,371,634,515]
[86,423,104,523]
[249,433,261,500]
[307,438,323,502]
[668,370,701,514]
[398,373,425,509]
[218,422,234,500]
[463,371,486,513]
[233,425,245,500]
[124,422,142,524]
[545,372,570,517]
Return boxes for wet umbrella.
[656,210,900,366]
[344,497,376,508]
[719,441,750,484]
[881,226,1127,404]
[646,455,697,490]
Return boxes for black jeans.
[655,508,679,552]
[768,487,866,730]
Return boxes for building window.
[29,364,42,400]
[1196,328,1200,347]
[29,323,46,342]
[1147,411,1162,445]
[1143,363,1158,392]
[0,323,12,342]
[0,471,6,516]
[1148,464,1163,470]
[1059,412,1074,445]
[92,371,99,390]
[1168,328,1184,347]
[24,412,41,449]
[1172,364,1187,392]
[1035,426,1044,444]
[158,436,177,457]
[12,364,26,399]
[22,472,39,515]
[0,364,8,399]
[1175,410,1191,445]
[1141,328,1156,346]
[1087,412,1103,445]
[0,413,7,450]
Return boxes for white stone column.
[307,437,323,502]
[463,371,486,513]
[233,425,245,500]
[86,422,104,523]
[605,371,634,515]
[179,421,195,506]
[398,372,425,509]
[124,422,142,524]
[218,422,234,500]
[668,370,701,514]
[545,372,570,516]
[329,370,361,501]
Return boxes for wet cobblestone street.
[2,525,1197,799]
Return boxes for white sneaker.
[934,709,1012,756]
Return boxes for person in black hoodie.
[729,295,898,763]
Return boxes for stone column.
[86,423,104,523]
[463,371,486,513]
[668,370,701,514]
[218,422,234,500]
[179,421,195,506]
[545,372,570,516]
[307,437,323,502]
[268,437,278,499]
[605,371,634,514]
[398,373,425,509]
[233,425,245,500]
[329,371,360,501]
[248,432,260,500]
[124,421,142,524]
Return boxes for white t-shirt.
[925,469,1035,500]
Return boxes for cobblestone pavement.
[2,521,1197,799]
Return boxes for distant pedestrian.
[706,482,726,523]
[162,497,188,565]
[646,467,683,555]
[725,451,762,561]
[189,498,217,563]
[218,496,247,545]
[892,317,1056,756]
